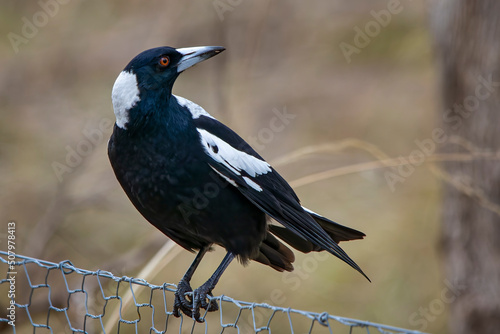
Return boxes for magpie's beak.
[176,46,225,73]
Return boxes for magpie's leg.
[191,251,235,322]
[173,246,209,318]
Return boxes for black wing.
[193,116,369,280]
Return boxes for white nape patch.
[198,129,271,177]
[174,95,214,119]
[210,166,238,187]
[243,176,263,191]
[111,71,141,129]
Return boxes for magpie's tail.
[268,207,365,253]
[304,207,365,243]
[254,233,295,272]
[255,208,365,273]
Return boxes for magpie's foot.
[173,279,193,318]
[191,282,218,321]
[173,280,219,322]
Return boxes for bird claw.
[195,286,219,311]
[173,279,194,318]
[173,280,219,322]
[191,283,219,321]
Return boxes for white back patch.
[198,129,271,177]
[112,71,141,129]
[175,95,214,119]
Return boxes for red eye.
[159,56,170,67]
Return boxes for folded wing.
[193,115,369,281]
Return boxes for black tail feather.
[268,208,369,281]
[306,209,365,243]
[254,233,295,272]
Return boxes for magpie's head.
[112,46,225,129]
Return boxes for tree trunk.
[430,1,500,333]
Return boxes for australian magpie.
[108,46,369,321]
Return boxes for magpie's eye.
[158,56,170,68]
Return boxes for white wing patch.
[198,129,271,179]
[210,165,238,187]
[243,176,263,191]
[111,71,141,129]
[175,95,214,119]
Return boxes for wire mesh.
[0,251,426,334]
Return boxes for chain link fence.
[0,251,426,334]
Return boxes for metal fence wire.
[0,251,426,334]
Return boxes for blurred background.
[1,1,499,333]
